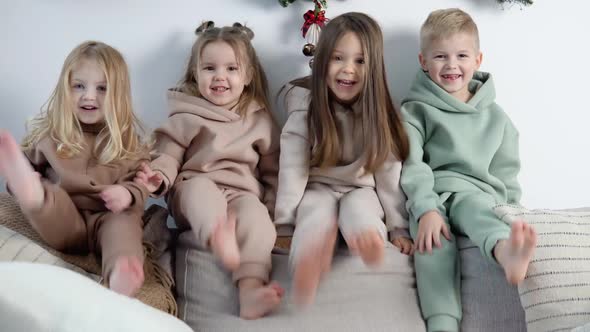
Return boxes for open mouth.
[441,74,462,81]
[80,105,98,111]
[211,86,229,93]
[337,79,356,87]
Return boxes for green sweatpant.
[410,191,511,332]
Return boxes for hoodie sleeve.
[256,113,281,218]
[7,142,50,193]
[374,154,410,239]
[150,114,198,197]
[116,152,151,214]
[490,117,521,204]
[400,102,443,224]
[23,142,49,175]
[274,89,311,236]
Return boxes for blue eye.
[332,55,343,61]
[72,83,84,90]
[203,66,214,71]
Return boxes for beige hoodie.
[150,91,280,215]
[274,85,408,236]
[23,123,149,213]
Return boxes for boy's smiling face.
[419,32,482,103]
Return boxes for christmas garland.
[498,0,533,5]
[279,0,328,67]
[278,0,532,66]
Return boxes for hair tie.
[195,21,215,35]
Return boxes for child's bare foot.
[293,221,337,307]
[494,221,537,285]
[0,130,44,211]
[109,255,144,297]
[209,214,240,271]
[347,228,384,268]
[239,279,284,319]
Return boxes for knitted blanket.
[0,193,177,316]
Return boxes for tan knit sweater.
[23,123,149,213]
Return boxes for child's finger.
[441,223,452,241]
[405,242,413,255]
[414,233,421,253]
[433,230,442,248]
[400,241,408,254]
[418,232,426,254]
[425,231,433,254]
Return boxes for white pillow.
[494,204,590,332]
[0,262,192,332]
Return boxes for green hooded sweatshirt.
[400,70,521,224]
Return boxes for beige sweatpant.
[290,182,387,266]
[24,181,145,282]
[168,177,276,283]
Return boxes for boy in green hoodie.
[400,8,537,332]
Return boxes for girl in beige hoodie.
[275,12,414,306]
[135,22,282,319]
[0,41,150,296]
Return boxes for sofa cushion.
[458,237,526,331]
[494,204,590,332]
[175,230,426,332]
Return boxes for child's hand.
[100,185,132,213]
[134,162,163,193]
[392,237,415,255]
[415,210,451,254]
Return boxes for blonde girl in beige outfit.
[0,41,150,296]
[135,22,283,319]
[275,12,414,306]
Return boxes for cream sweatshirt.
[274,85,408,236]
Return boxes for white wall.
[1,0,588,209]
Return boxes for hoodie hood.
[167,90,263,122]
[403,70,496,113]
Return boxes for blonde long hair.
[177,21,272,116]
[22,41,149,164]
[292,12,409,172]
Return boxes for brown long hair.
[293,12,409,172]
[177,21,272,116]
[22,41,149,164]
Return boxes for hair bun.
[232,22,254,40]
[195,21,215,35]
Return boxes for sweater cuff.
[410,199,439,223]
[120,181,148,213]
[389,227,410,240]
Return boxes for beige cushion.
[494,204,590,332]
[0,225,100,281]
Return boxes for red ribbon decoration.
[301,9,328,38]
